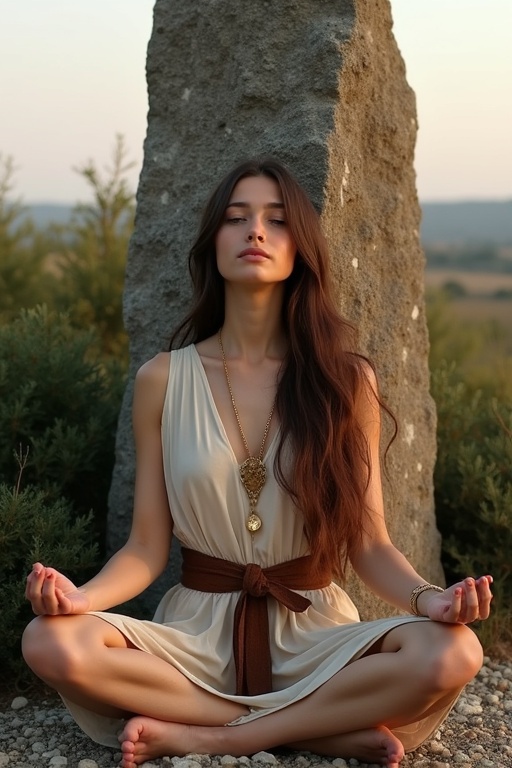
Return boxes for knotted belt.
[180,547,332,696]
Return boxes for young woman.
[23,158,492,768]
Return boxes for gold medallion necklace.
[218,329,275,534]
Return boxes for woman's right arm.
[25,353,174,615]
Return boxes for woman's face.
[215,175,297,286]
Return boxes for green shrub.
[0,305,125,542]
[0,478,98,682]
[428,293,512,652]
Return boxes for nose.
[246,222,265,243]
[247,231,265,243]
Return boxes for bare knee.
[417,624,483,693]
[22,615,83,685]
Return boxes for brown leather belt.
[181,547,332,696]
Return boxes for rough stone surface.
[108,0,442,617]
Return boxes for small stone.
[252,754,279,765]
[10,697,28,711]
[332,761,348,768]
[220,757,238,766]
[10,716,23,728]
[78,761,99,768]
[30,743,46,754]
[0,753,9,768]
[171,761,202,768]
[455,702,482,716]
[429,741,445,754]
[453,753,470,763]
[49,758,67,767]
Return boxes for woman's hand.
[421,575,493,624]
[25,562,91,616]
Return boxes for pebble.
[10,697,28,711]
[252,754,279,765]
[1,658,511,768]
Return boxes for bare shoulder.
[359,358,379,397]
[136,351,171,387]
[133,352,171,418]
[354,357,380,425]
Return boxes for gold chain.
[218,330,275,460]
[218,329,275,533]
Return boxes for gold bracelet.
[410,583,444,616]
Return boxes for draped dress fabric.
[63,345,458,751]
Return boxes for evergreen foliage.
[0,155,57,320]
[0,305,125,541]
[0,472,98,681]
[52,135,135,363]
[428,293,512,652]
[0,137,135,363]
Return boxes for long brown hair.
[171,157,384,580]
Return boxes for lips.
[237,248,270,258]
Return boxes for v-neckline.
[190,344,280,466]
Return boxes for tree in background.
[0,155,58,321]
[53,134,135,363]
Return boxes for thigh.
[374,619,473,655]
[25,613,136,651]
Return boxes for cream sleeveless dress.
[64,345,458,751]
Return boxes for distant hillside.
[24,204,74,228]
[22,200,512,246]
[421,200,512,245]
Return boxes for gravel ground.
[1,657,511,768]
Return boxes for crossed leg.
[22,615,483,768]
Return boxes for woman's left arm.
[349,365,493,625]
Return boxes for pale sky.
[0,0,510,204]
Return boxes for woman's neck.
[221,284,287,362]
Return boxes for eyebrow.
[226,201,285,209]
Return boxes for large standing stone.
[108,0,443,617]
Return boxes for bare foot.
[118,717,404,768]
[341,726,404,766]
[118,716,194,768]
[288,725,404,767]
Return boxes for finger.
[55,588,72,614]
[476,575,493,620]
[462,578,480,623]
[41,571,60,615]
[25,565,47,612]
[442,586,463,623]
